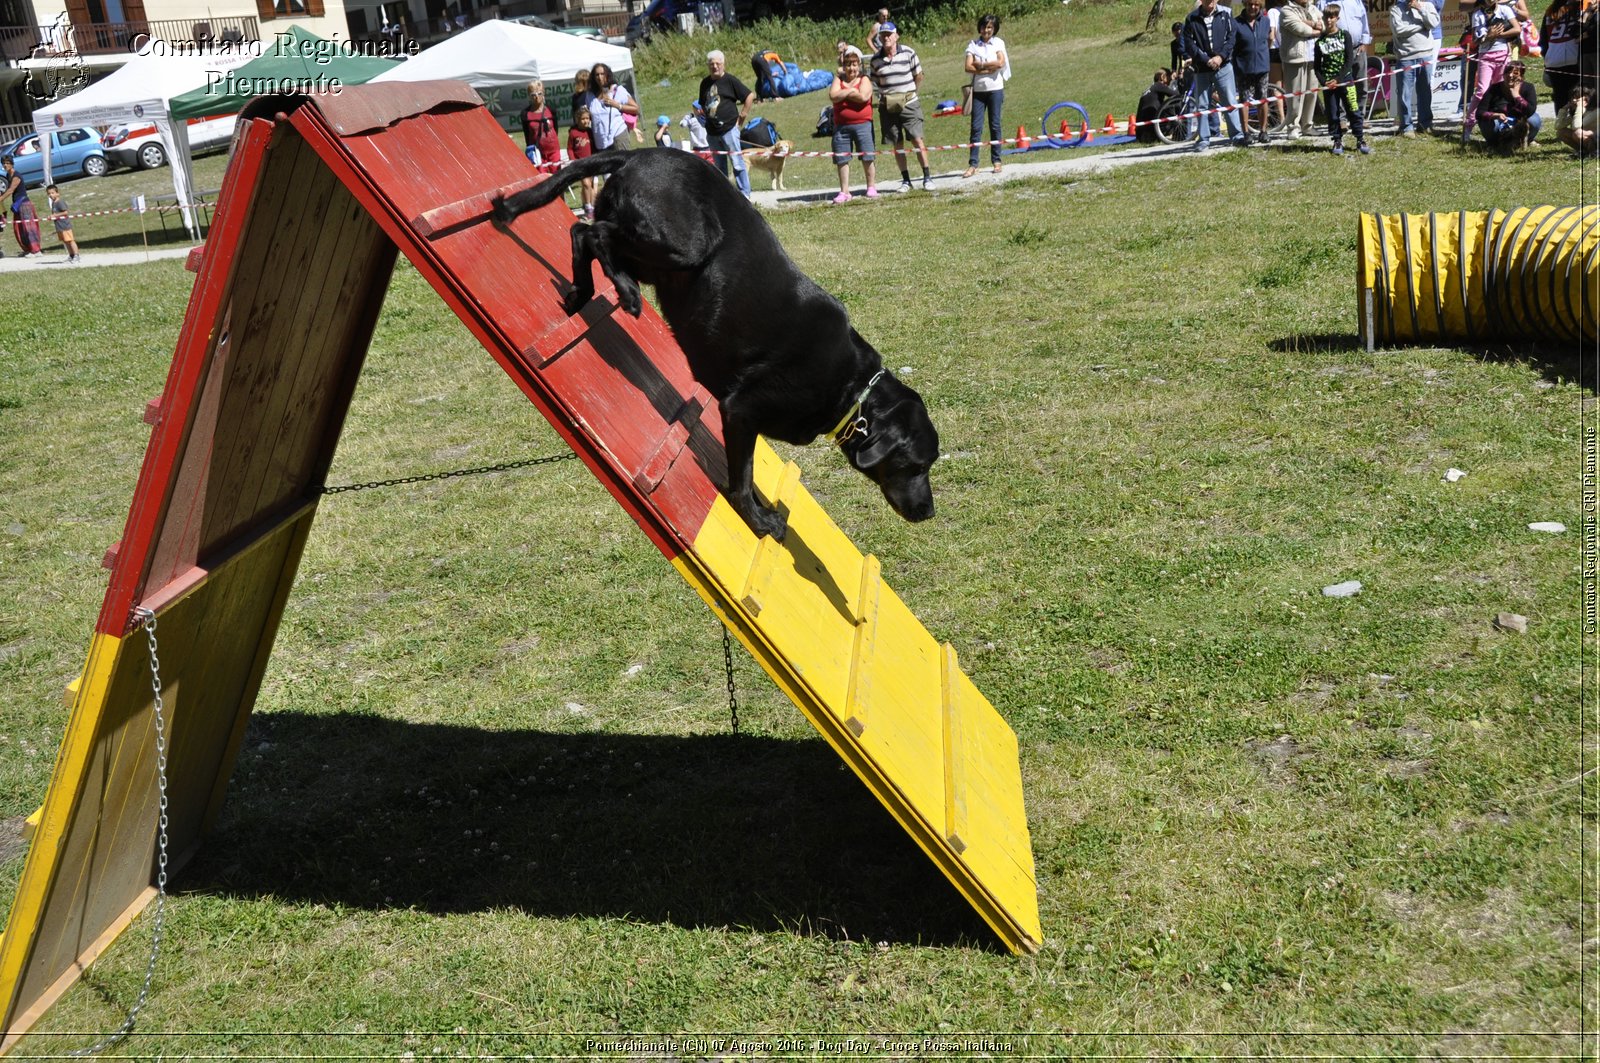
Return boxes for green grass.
[0,1,1594,1057]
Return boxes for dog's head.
[771,139,793,158]
[840,372,939,523]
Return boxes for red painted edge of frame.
[93,116,279,639]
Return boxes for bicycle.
[1154,78,1288,143]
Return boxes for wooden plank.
[739,535,787,617]
[843,554,881,739]
[409,173,542,238]
[940,643,969,855]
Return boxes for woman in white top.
[963,14,1009,176]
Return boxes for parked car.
[0,127,107,187]
[102,114,238,171]
[503,12,620,43]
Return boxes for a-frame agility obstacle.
[0,82,1040,1048]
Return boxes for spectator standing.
[871,21,934,191]
[1183,0,1248,149]
[868,8,891,52]
[1267,0,1284,83]
[1279,0,1325,137]
[680,98,711,153]
[570,68,591,126]
[1390,0,1440,135]
[1315,4,1371,153]
[520,79,560,170]
[586,63,638,152]
[46,184,78,263]
[1476,58,1541,145]
[1318,0,1371,105]
[1538,0,1595,109]
[829,45,879,203]
[567,108,597,219]
[963,14,1009,175]
[2,156,40,257]
[1136,68,1180,142]
[1235,0,1275,143]
[699,49,755,198]
[654,114,678,149]
[1462,0,1522,143]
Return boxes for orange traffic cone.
[1082,119,1094,142]
[1016,124,1031,150]
[1102,112,1117,135]
[1126,113,1137,137]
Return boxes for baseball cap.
[657,114,671,125]
[880,20,897,32]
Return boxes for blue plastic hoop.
[1040,101,1090,148]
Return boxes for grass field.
[0,0,1595,1057]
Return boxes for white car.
[102,114,238,170]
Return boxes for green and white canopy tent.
[169,26,401,120]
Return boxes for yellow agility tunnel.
[1357,205,1599,349]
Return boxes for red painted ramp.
[0,82,1037,1050]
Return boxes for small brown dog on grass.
[742,139,793,190]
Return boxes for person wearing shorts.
[46,184,78,262]
[829,46,878,203]
[1235,0,1275,142]
[870,21,933,191]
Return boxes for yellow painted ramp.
[679,443,1041,955]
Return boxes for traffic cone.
[1126,113,1137,137]
[1016,124,1030,150]
[1082,121,1094,142]
[1102,112,1117,135]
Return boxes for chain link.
[317,451,577,495]
[69,607,170,1057]
[722,625,740,736]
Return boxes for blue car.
[2,127,108,188]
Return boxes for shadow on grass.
[1269,332,1595,391]
[77,229,198,253]
[185,710,1000,952]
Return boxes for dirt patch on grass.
[0,815,28,866]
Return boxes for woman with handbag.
[963,14,1009,177]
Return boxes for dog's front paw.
[617,287,643,316]
[561,286,591,316]
[490,195,518,225]
[745,505,788,543]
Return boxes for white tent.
[32,47,253,238]
[371,21,634,129]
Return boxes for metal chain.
[69,607,170,1057]
[317,451,577,495]
[722,625,740,736]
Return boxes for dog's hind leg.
[562,222,600,315]
[719,404,788,542]
[588,221,643,316]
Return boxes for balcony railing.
[0,15,260,61]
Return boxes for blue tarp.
[753,54,832,99]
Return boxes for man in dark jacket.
[1184,0,1247,149]
[1234,0,1275,144]
[1137,67,1180,142]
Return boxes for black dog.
[491,149,938,543]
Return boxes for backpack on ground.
[740,115,780,147]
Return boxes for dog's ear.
[851,423,901,470]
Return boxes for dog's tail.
[492,153,635,223]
